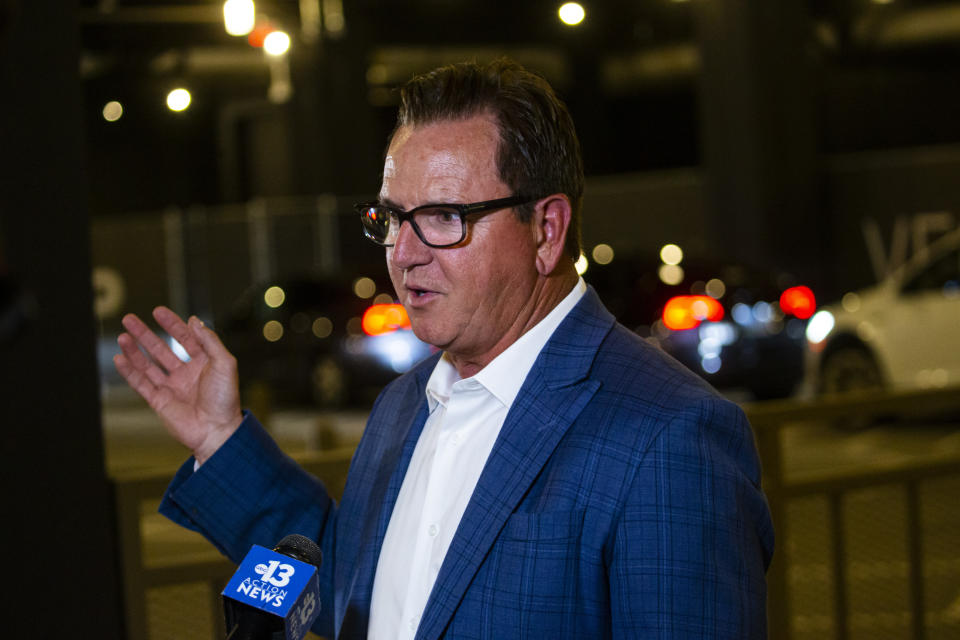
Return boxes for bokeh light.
[658,263,684,285]
[262,320,283,342]
[102,101,123,122]
[223,0,255,36]
[779,285,816,319]
[575,253,589,275]
[264,285,285,308]
[263,30,291,56]
[166,88,191,112]
[362,304,411,336]
[660,243,683,266]
[705,278,726,299]
[558,3,586,26]
[353,276,376,299]
[312,316,333,338]
[592,243,614,265]
[841,292,861,313]
[805,310,835,344]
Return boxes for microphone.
[222,534,323,640]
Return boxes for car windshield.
[901,245,960,296]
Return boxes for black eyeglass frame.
[355,195,541,248]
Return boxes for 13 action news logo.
[235,559,295,607]
[225,544,322,638]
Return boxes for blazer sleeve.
[159,411,339,635]
[607,397,774,639]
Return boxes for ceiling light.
[263,30,291,56]
[166,88,191,112]
[558,3,586,26]
[224,0,256,36]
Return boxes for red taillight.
[779,285,816,319]
[361,304,411,336]
[662,295,725,330]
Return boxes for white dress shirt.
[367,278,587,640]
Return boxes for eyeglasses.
[355,195,539,248]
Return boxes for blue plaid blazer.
[161,287,774,638]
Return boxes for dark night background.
[76,0,960,301]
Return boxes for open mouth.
[405,282,435,296]
[406,286,438,304]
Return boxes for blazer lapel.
[415,287,616,640]
[337,355,437,638]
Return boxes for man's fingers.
[117,332,170,387]
[153,306,204,359]
[188,315,237,374]
[115,353,183,418]
[122,312,185,373]
[113,352,160,404]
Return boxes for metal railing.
[110,387,960,639]
[112,446,354,640]
[746,385,960,640]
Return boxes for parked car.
[804,227,960,396]
[218,275,434,407]
[587,254,814,400]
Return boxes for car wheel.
[311,356,347,408]
[820,345,883,429]
[820,346,883,395]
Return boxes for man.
[115,58,773,639]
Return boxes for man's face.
[382,115,542,369]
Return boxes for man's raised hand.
[114,306,243,464]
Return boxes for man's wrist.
[193,411,244,465]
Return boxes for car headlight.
[804,310,835,345]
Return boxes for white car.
[804,227,960,395]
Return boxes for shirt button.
[428,523,439,537]
[450,433,460,446]
[409,618,417,630]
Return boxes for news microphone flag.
[222,540,321,640]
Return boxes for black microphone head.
[273,534,323,568]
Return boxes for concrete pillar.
[695,0,825,284]
[289,19,381,196]
[0,1,124,636]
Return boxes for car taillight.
[362,303,411,336]
[662,295,725,330]
[779,285,816,319]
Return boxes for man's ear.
[533,195,572,276]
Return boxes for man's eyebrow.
[379,198,457,210]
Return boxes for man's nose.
[389,218,430,269]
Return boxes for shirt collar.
[425,277,587,411]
